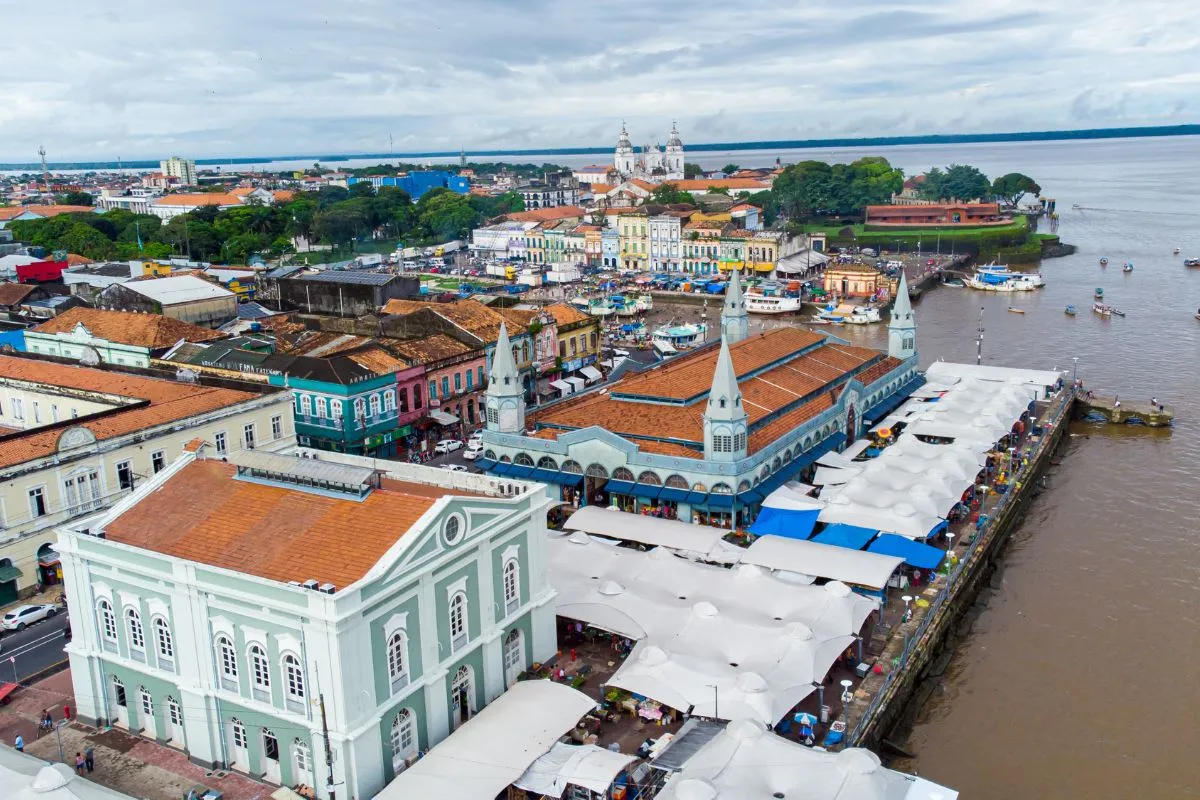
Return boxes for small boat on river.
[1174,247,1181,255]
[1094,287,1104,299]
[1185,258,1200,268]
[1007,307,1026,314]
[1064,304,1077,316]
[1099,257,1109,266]
[1122,262,1134,273]
[1110,307,1126,317]
[1092,302,1112,317]
[943,278,965,288]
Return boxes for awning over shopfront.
[580,365,603,383]
[550,379,574,396]
[0,564,22,583]
[565,376,586,392]
[749,506,820,539]
[867,533,947,570]
[429,410,460,426]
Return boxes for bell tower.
[702,336,748,463]
[888,272,917,360]
[721,267,749,345]
[485,323,525,434]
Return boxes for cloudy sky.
[2,0,1198,161]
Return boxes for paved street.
[0,610,70,682]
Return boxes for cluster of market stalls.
[376,680,957,800]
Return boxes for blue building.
[349,171,470,201]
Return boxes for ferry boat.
[1185,258,1200,268]
[746,282,802,314]
[1092,302,1112,317]
[966,265,1045,292]
[844,306,883,325]
[652,321,708,353]
[1064,304,1077,316]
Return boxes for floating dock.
[1078,398,1173,427]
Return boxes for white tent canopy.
[375,681,596,800]
[925,360,1063,389]
[580,365,604,382]
[741,534,902,590]
[515,742,636,798]
[654,719,958,800]
[565,376,587,392]
[551,379,574,396]
[563,506,730,557]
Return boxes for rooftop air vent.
[301,579,319,590]
[318,583,336,594]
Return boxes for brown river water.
[830,139,1200,798]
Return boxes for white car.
[434,439,464,454]
[463,444,484,461]
[2,604,57,632]
[439,464,469,472]
[468,430,484,443]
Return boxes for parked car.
[434,439,464,454]
[1,604,57,632]
[468,430,484,443]
[463,443,485,461]
[439,464,469,472]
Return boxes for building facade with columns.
[479,271,922,527]
[57,449,555,799]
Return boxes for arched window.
[300,395,312,416]
[449,592,468,651]
[369,394,381,416]
[354,398,366,419]
[562,460,583,474]
[484,449,497,461]
[216,635,238,687]
[612,467,635,482]
[283,654,305,701]
[231,718,247,750]
[585,464,608,479]
[316,397,327,418]
[153,617,174,663]
[503,559,520,615]
[249,644,271,695]
[536,456,558,470]
[294,739,311,776]
[384,390,396,411]
[665,474,689,489]
[637,471,661,486]
[711,482,733,495]
[387,631,409,692]
[96,599,117,645]
[513,453,534,467]
[391,708,417,769]
[139,686,153,718]
[126,608,145,653]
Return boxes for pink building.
[391,334,488,434]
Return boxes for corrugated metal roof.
[649,719,726,771]
[295,269,396,286]
[230,450,377,487]
[121,275,235,304]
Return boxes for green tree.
[650,183,692,205]
[684,163,703,179]
[991,172,1042,206]
[313,206,367,247]
[721,164,740,176]
[417,190,479,241]
[743,191,779,226]
[57,191,94,206]
[59,223,113,258]
[920,164,991,202]
[349,180,377,199]
[772,161,835,221]
[707,185,730,195]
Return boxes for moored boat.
[844,306,883,325]
[652,321,708,351]
[1064,304,1077,316]
[1110,307,1126,317]
[943,278,965,288]
[746,286,802,314]
[1007,307,1026,314]
[1185,258,1200,268]
[967,264,1045,292]
[1092,302,1111,317]
[1094,287,1104,299]
[1099,257,1109,266]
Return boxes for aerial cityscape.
[0,4,1197,800]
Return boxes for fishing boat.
[1185,258,1200,268]
[1110,307,1126,317]
[1094,287,1104,299]
[1122,262,1133,273]
[1092,302,1112,317]
[844,306,884,325]
[967,264,1045,292]
[746,283,802,314]
[1064,304,1077,316]
[586,298,616,317]
[652,321,708,352]
[942,278,965,288]
[1173,247,1181,255]
[818,303,856,322]
[1099,257,1109,266]
[1007,307,1026,314]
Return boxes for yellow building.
[617,210,648,270]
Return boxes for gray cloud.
[1,0,1197,161]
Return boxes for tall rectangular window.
[243,423,256,450]
[477,367,484,386]
[271,415,283,440]
[429,381,437,400]
[399,387,409,413]
[413,384,423,409]
[28,487,46,517]
[441,377,450,398]
[116,461,134,491]
[454,372,462,392]
[151,451,166,473]
[214,432,227,455]
[465,371,473,390]
[11,398,23,420]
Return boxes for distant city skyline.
[3,0,1198,161]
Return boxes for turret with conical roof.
[721,268,749,344]
[703,335,748,462]
[615,121,635,176]
[485,322,525,433]
[888,272,917,360]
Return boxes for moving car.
[434,439,464,454]
[2,604,57,632]
[439,464,469,472]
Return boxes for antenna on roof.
[38,145,49,193]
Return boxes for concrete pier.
[1078,398,1173,427]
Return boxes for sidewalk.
[1,668,275,800]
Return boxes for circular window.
[443,514,465,546]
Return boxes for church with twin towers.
[614,121,685,181]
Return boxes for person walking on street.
[84,744,95,772]
[74,752,85,774]
[14,734,24,752]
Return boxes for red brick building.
[865,202,1006,226]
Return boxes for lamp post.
[901,594,913,623]
[840,679,854,708]
[1072,357,1079,383]
[708,684,719,720]
[946,531,955,554]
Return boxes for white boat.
[746,292,802,314]
[586,299,616,317]
[844,306,883,325]
[967,264,1045,292]
[652,321,708,351]
[1092,302,1112,317]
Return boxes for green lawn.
[803,216,1029,245]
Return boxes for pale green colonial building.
[57,449,555,799]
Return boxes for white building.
[516,184,581,210]
[23,307,225,368]
[95,187,161,215]
[160,157,198,186]
[58,449,556,799]
[0,354,294,604]
[470,221,537,260]
[614,122,685,182]
[648,209,692,272]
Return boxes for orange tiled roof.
[273,190,296,202]
[0,283,36,306]
[153,193,243,207]
[32,307,227,349]
[65,254,93,266]
[0,204,94,221]
[100,459,442,588]
[346,346,407,376]
[386,334,475,365]
[504,206,587,223]
[496,308,537,327]
[673,178,769,191]
[229,187,256,197]
[381,298,435,316]
[544,303,591,327]
[0,356,261,469]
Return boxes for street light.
[901,594,913,623]
[1072,357,1079,382]
[840,679,854,707]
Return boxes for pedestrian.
[41,709,53,733]
[84,744,94,772]
[75,752,85,774]
[63,704,71,721]
[14,734,23,752]
[1151,396,1157,407]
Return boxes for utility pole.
[976,305,985,365]
[319,693,335,800]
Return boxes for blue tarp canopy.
[810,523,878,550]
[507,464,534,479]
[658,487,691,504]
[868,534,946,570]
[605,480,636,496]
[749,506,819,540]
[631,483,662,500]
[927,519,949,538]
[706,492,734,509]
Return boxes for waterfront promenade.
[840,383,1077,750]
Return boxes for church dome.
[616,123,633,152]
